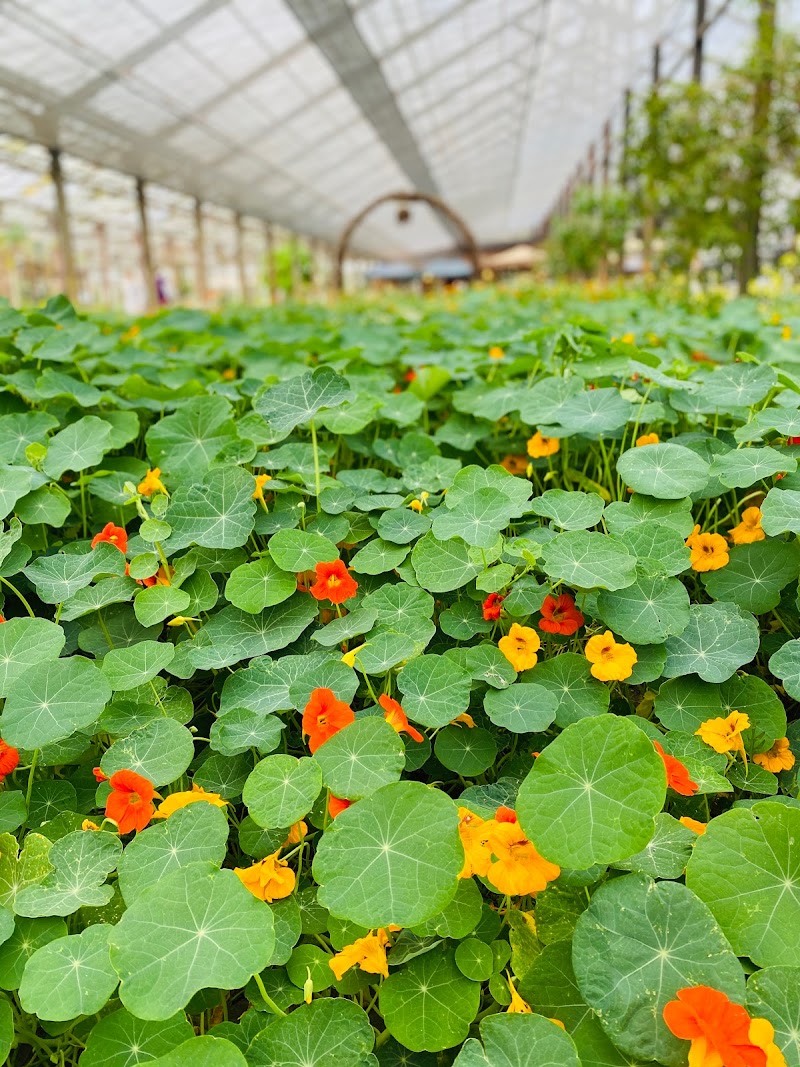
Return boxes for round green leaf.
[268,528,338,572]
[0,617,65,696]
[517,939,591,1032]
[529,489,605,531]
[100,718,194,787]
[243,754,323,829]
[149,1036,246,1067]
[769,639,800,700]
[596,575,690,644]
[453,1013,581,1067]
[746,967,800,1067]
[521,653,610,727]
[396,654,471,727]
[165,466,256,551]
[702,540,800,614]
[539,531,637,591]
[2,655,112,749]
[484,683,558,734]
[411,532,481,592]
[435,725,497,776]
[19,923,118,1021]
[210,708,285,757]
[286,943,334,992]
[14,831,122,917]
[710,446,795,488]
[617,443,710,499]
[454,938,494,981]
[517,716,666,868]
[662,602,759,682]
[312,716,405,800]
[247,997,373,1067]
[225,557,297,613]
[81,1007,194,1067]
[312,781,462,927]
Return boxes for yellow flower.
[696,711,750,755]
[457,807,493,879]
[753,736,795,773]
[329,928,394,981]
[782,324,792,340]
[527,432,559,459]
[234,851,295,902]
[750,1017,789,1067]
[81,819,101,832]
[489,346,505,360]
[584,631,637,681]
[154,784,228,819]
[451,712,476,728]
[685,525,729,572]
[486,820,560,896]
[284,820,308,845]
[506,975,531,1013]
[138,467,167,497]
[341,643,366,668]
[635,432,659,447]
[729,506,765,545]
[498,623,541,672]
[252,474,272,505]
[166,616,198,627]
[222,368,237,380]
[621,332,635,344]
[409,491,429,512]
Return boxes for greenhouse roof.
[0,0,753,257]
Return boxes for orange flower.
[680,817,707,835]
[539,593,584,636]
[329,927,396,981]
[498,623,541,671]
[482,593,505,621]
[0,741,19,782]
[653,741,698,796]
[527,431,559,459]
[457,807,493,878]
[729,507,765,546]
[309,560,358,604]
[696,711,750,756]
[584,631,637,681]
[486,820,560,896]
[663,986,784,1067]
[636,432,659,446]
[137,468,167,497]
[105,769,158,834]
[489,345,505,360]
[686,525,729,572]
[495,806,517,823]
[138,564,173,589]
[753,736,795,773]
[91,522,128,554]
[379,695,423,742]
[328,795,352,819]
[500,454,528,475]
[404,369,417,382]
[452,712,476,728]
[302,688,355,753]
[234,851,295,902]
[284,820,308,845]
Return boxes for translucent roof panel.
[0,0,757,258]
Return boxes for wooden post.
[136,178,158,312]
[620,88,632,185]
[263,221,277,304]
[693,0,707,82]
[652,41,661,86]
[49,148,77,302]
[193,198,208,305]
[602,120,612,186]
[234,213,249,303]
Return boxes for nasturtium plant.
[0,289,798,1065]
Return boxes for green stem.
[310,419,322,515]
[0,575,35,618]
[253,971,287,1017]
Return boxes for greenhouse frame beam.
[194,199,208,306]
[48,147,76,303]
[235,213,249,304]
[136,178,157,313]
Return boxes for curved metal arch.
[335,191,481,291]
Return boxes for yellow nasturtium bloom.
[457,807,493,879]
[506,975,532,1013]
[729,506,765,545]
[489,345,505,360]
[485,821,560,896]
[695,711,750,755]
[329,927,397,981]
[679,816,707,835]
[782,324,792,340]
[685,525,729,572]
[635,432,659,447]
[527,431,560,459]
[252,474,272,506]
[584,631,637,681]
[498,623,541,672]
[234,851,295,903]
[154,784,228,818]
[753,736,795,773]
[137,467,167,497]
[341,643,366,668]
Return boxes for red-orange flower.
[482,593,505,621]
[309,560,358,604]
[137,564,173,589]
[329,795,352,818]
[495,806,517,823]
[539,593,584,636]
[0,741,19,782]
[663,986,773,1067]
[302,688,355,753]
[379,694,423,742]
[91,523,127,554]
[104,769,158,834]
[653,741,698,797]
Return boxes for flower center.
[327,575,341,587]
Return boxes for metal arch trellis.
[334,191,481,291]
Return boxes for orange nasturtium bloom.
[753,736,795,773]
[488,345,505,360]
[457,807,493,878]
[539,593,584,636]
[584,631,637,681]
[729,506,765,546]
[635,432,660,447]
[685,525,729,572]
[234,851,295,903]
[328,795,352,819]
[103,769,158,834]
[284,820,308,845]
[153,784,227,819]
[482,593,505,621]
[309,559,358,604]
[527,431,560,459]
[329,927,398,981]
[663,986,787,1067]
[0,740,19,783]
[498,623,541,671]
[91,522,128,554]
[500,454,528,475]
[485,817,560,896]
[302,688,355,753]
[137,467,167,497]
[653,741,698,797]
[680,817,708,835]
[696,711,750,756]
[379,694,423,742]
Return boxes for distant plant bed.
[0,288,798,1066]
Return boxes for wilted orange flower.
[0,740,19,782]
[584,631,637,681]
[636,432,660,447]
[457,807,493,878]
[753,736,795,773]
[696,711,750,756]
[489,345,505,360]
[153,784,227,819]
[653,741,698,796]
[91,522,127,554]
[309,560,358,604]
[506,975,531,1013]
[680,817,707,835]
[234,851,295,902]
[686,525,729,572]
[379,694,423,742]
[452,712,476,728]
[663,986,786,1067]
[500,454,528,475]
[486,820,560,896]
[498,623,541,671]
[252,474,272,506]
[81,819,101,832]
[482,593,505,621]
[137,468,167,497]
[527,431,559,459]
[328,795,352,819]
[329,927,395,981]
[303,688,355,753]
[105,769,158,834]
[539,593,584,635]
[729,507,765,545]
